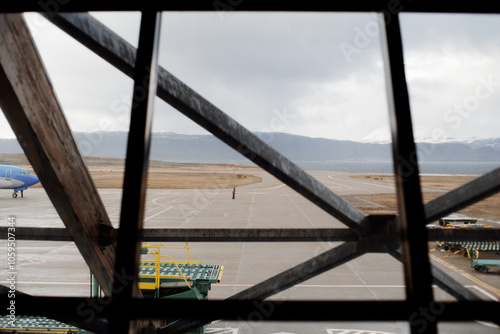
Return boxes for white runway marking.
[474,321,500,329]
[347,262,379,301]
[322,177,354,189]
[144,206,173,222]
[328,176,395,190]
[265,184,286,190]
[282,189,317,228]
[471,285,499,301]
[354,197,385,207]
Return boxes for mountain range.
[1,131,500,164]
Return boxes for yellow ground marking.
[443,250,461,258]
[429,253,500,298]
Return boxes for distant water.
[295,160,499,175]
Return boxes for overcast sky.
[1,11,499,143]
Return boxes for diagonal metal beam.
[108,11,162,334]
[159,241,369,334]
[379,13,436,334]
[0,13,116,296]
[42,12,368,236]
[424,166,500,223]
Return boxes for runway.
[1,170,499,333]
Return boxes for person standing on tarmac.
[232,187,236,199]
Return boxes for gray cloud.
[1,11,499,144]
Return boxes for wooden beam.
[0,14,115,296]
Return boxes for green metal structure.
[0,243,223,334]
[434,239,500,273]
[0,315,81,333]
[137,243,224,334]
[464,243,500,273]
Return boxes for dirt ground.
[1,154,262,189]
[89,169,262,189]
[348,174,500,222]
[85,156,263,189]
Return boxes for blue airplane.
[0,165,40,198]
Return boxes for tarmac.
[0,170,499,334]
